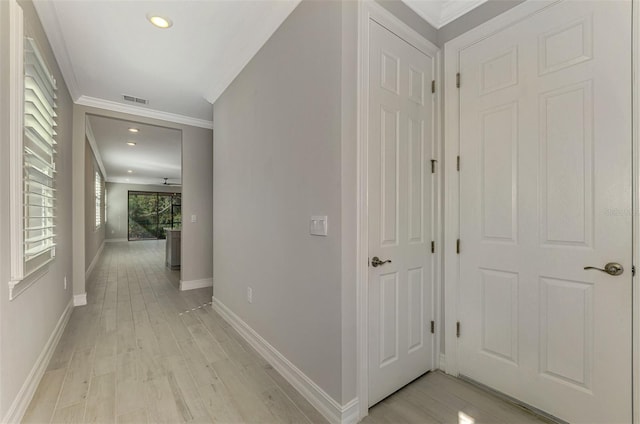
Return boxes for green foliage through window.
[128,191,181,240]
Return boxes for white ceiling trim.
[84,120,108,180]
[32,0,81,101]
[401,0,488,29]
[76,95,214,130]
[439,0,488,27]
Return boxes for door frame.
[443,0,639,422]
[355,1,441,420]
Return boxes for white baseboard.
[85,240,105,280]
[341,398,360,424]
[104,238,127,243]
[73,293,87,306]
[180,277,213,291]
[439,353,446,371]
[212,297,359,424]
[2,298,73,424]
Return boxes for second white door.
[457,1,632,422]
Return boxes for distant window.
[104,187,108,223]
[95,171,102,229]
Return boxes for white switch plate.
[191,214,197,223]
[247,287,253,304]
[310,216,328,236]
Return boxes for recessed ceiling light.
[127,142,136,146]
[128,128,139,133]
[127,170,133,173]
[148,15,172,29]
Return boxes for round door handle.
[584,262,624,276]
[371,256,392,268]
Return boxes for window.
[104,186,108,223]
[128,191,181,240]
[9,0,58,299]
[95,171,102,229]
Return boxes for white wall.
[0,0,74,418]
[105,182,182,241]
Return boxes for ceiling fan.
[162,177,181,186]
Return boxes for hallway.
[22,241,327,423]
[23,241,550,423]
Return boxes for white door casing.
[449,1,632,422]
[367,19,436,407]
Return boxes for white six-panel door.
[457,1,632,422]
[367,20,435,407]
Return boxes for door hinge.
[431,159,437,173]
[456,155,460,171]
[431,80,436,93]
[633,265,636,277]
[456,73,461,88]
[456,321,461,338]
[430,320,435,334]
[431,241,435,253]
[456,239,460,254]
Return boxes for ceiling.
[33,0,302,129]
[87,115,182,186]
[39,0,487,188]
[34,0,486,130]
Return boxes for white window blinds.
[23,36,57,277]
[95,171,102,228]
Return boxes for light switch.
[191,214,197,223]
[310,216,328,236]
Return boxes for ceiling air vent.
[122,94,148,105]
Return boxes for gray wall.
[212,0,439,406]
[375,0,438,45]
[85,141,105,271]
[438,0,526,45]
[214,0,345,402]
[181,127,214,283]
[105,182,182,241]
[0,0,74,418]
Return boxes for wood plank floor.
[24,241,549,424]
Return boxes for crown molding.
[76,96,214,130]
[31,0,81,100]
[84,119,108,180]
[402,0,488,29]
[439,0,488,27]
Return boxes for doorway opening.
[84,113,183,285]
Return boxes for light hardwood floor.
[24,241,549,424]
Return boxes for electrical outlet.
[247,287,253,304]
[64,276,67,290]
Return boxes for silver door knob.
[371,256,392,267]
[584,262,624,276]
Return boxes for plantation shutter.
[23,36,57,276]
